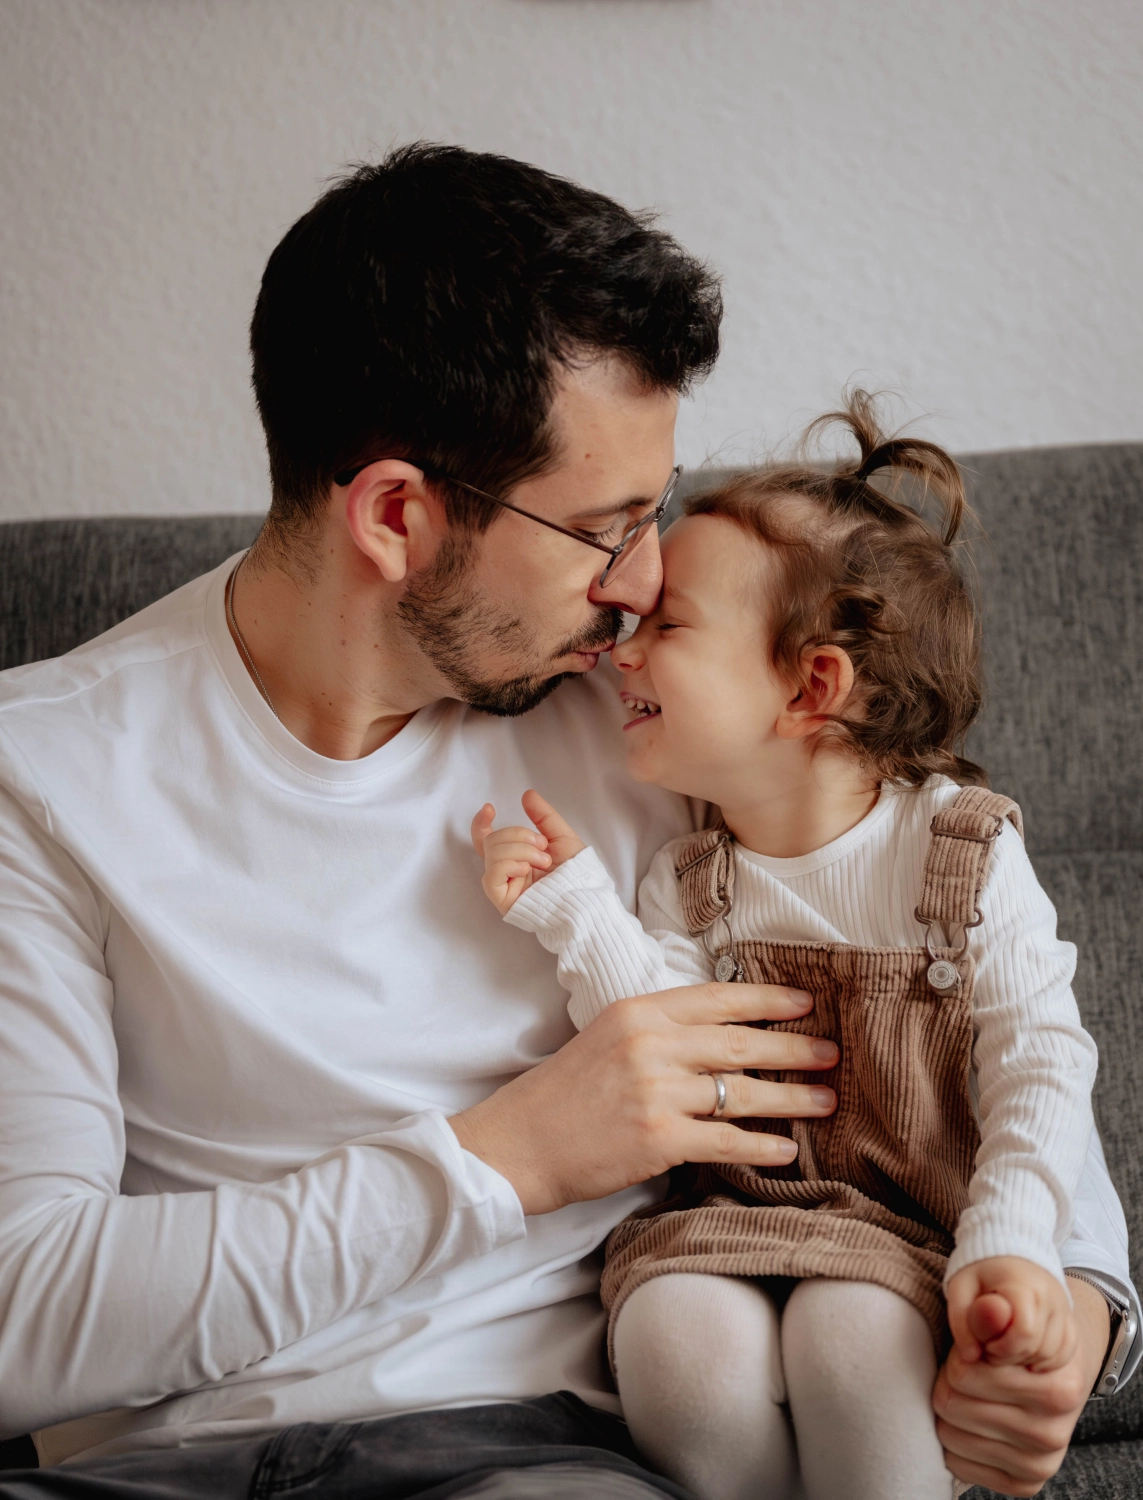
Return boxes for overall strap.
[673,824,735,938]
[916,785,1023,936]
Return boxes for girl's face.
[611,513,791,803]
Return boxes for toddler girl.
[470,395,1097,1500]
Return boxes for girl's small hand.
[470,791,586,916]
[518,789,586,867]
[946,1257,1077,1373]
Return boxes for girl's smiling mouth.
[621,691,662,730]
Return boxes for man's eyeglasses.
[334,462,683,589]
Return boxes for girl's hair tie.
[854,449,893,483]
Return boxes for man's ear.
[341,460,441,583]
[775,644,856,741]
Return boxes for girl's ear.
[775,645,856,741]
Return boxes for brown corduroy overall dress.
[600,786,1022,1361]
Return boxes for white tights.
[613,1274,956,1500]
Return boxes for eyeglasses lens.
[598,467,680,587]
[599,511,660,589]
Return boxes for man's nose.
[586,527,663,616]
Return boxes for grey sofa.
[0,442,1140,1497]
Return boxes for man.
[0,144,1135,1499]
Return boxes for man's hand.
[471,790,587,916]
[947,1257,1076,1373]
[934,1274,1110,1497]
[449,982,838,1216]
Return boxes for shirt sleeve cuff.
[504,846,617,934]
[945,1226,1067,1289]
[367,1108,527,1259]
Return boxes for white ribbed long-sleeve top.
[505,777,1099,1286]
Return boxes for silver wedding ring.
[708,1072,727,1119]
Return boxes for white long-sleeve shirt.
[505,781,1098,1286]
[0,562,1134,1465]
[0,558,697,1463]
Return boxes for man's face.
[398,358,677,715]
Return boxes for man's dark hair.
[250,143,722,535]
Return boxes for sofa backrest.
[0,514,263,671]
[2,442,1142,1442]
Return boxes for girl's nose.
[612,624,648,673]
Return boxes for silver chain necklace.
[225,560,280,720]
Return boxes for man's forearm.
[0,1113,519,1437]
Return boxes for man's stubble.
[396,532,623,717]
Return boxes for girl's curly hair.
[687,391,985,787]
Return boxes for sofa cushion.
[968,1433,1143,1499]
[0,515,263,671]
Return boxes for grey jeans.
[0,1393,693,1500]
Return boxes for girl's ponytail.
[806,391,968,546]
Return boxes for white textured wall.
[1,0,1140,520]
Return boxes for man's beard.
[397,534,623,717]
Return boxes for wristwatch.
[1067,1270,1138,1398]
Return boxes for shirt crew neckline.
[204,555,450,788]
[734,782,903,878]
